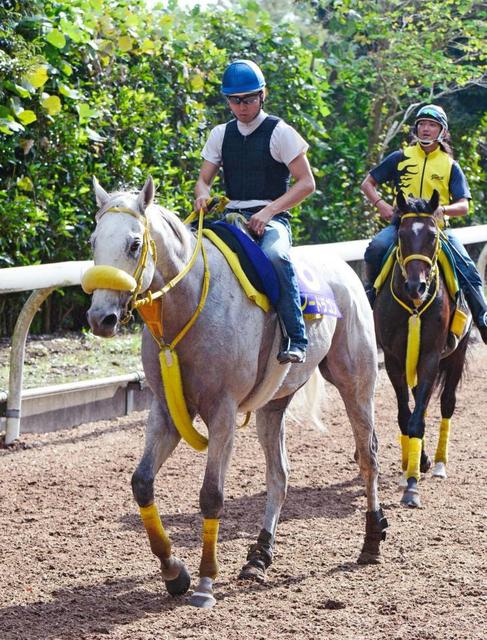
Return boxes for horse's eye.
[129,239,141,254]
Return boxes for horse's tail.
[288,368,328,433]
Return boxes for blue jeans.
[364,224,482,292]
[240,212,307,349]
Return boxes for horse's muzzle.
[405,279,427,305]
[87,301,123,337]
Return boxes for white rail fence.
[2,227,487,446]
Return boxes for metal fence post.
[5,287,56,444]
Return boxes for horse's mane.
[148,203,193,258]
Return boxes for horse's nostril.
[418,282,427,296]
[101,314,118,327]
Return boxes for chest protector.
[222,116,290,201]
[397,144,453,205]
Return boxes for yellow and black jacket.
[370,143,471,206]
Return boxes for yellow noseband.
[81,265,137,294]
[82,206,155,304]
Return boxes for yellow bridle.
[81,204,208,327]
[393,212,441,313]
[81,206,157,317]
[392,212,442,388]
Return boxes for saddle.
[203,220,341,320]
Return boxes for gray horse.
[84,176,387,608]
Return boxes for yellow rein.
[392,212,441,388]
[132,205,208,314]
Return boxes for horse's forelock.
[93,191,192,262]
[396,196,433,219]
[410,197,432,214]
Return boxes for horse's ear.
[93,177,109,208]
[396,190,408,212]
[136,176,155,214]
[429,189,440,213]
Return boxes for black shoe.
[277,345,306,364]
[463,286,487,343]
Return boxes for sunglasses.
[226,92,261,105]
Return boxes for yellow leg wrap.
[400,434,409,471]
[407,437,422,482]
[435,418,451,464]
[199,518,220,580]
[139,503,172,560]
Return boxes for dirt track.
[1,342,486,640]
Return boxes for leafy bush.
[0,0,485,335]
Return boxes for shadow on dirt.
[0,574,183,640]
[0,419,143,455]
[0,569,318,639]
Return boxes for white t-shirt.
[201,110,309,209]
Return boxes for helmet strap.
[416,136,436,146]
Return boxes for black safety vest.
[221,116,290,201]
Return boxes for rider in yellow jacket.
[361,104,487,344]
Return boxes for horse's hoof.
[189,592,216,608]
[357,550,382,565]
[164,565,191,596]
[189,577,215,608]
[432,462,447,478]
[420,455,432,473]
[238,563,266,583]
[400,489,421,508]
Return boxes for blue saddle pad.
[293,254,342,318]
[211,221,280,306]
[211,221,341,317]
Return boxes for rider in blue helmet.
[195,60,315,364]
[361,103,487,343]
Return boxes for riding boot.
[363,262,378,309]
[463,285,487,344]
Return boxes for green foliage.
[0,0,485,335]
[304,0,487,238]
[0,0,332,265]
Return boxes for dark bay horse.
[374,190,470,508]
[83,176,387,608]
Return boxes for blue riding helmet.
[415,105,448,131]
[221,60,266,95]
